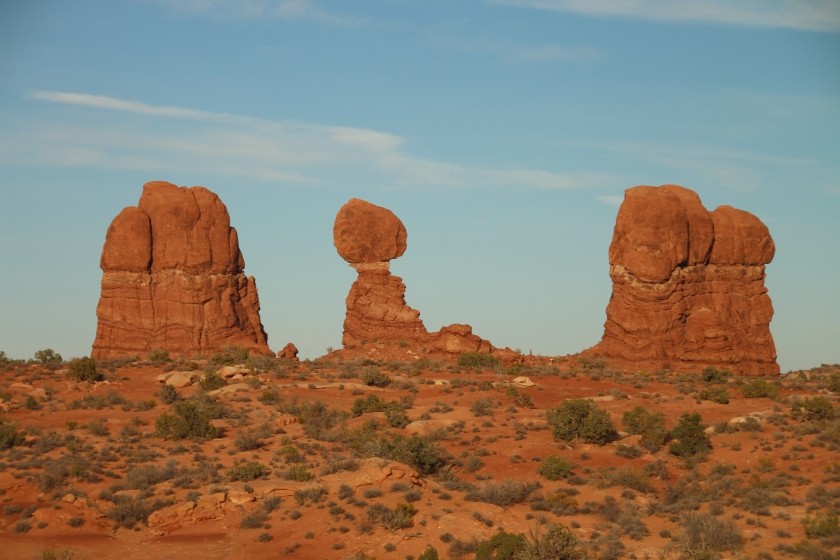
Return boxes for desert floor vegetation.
[0,353,837,559]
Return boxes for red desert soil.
[1,356,837,560]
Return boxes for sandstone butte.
[585,184,778,376]
[91,181,271,359]
[333,198,517,361]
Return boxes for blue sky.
[1,1,838,372]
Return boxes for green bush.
[668,413,711,458]
[675,512,742,558]
[198,371,226,392]
[537,455,574,481]
[465,479,541,506]
[212,346,250,365]
[0,419,25,450]
[518,523,589,560]
[362,368,391,387]
[698,386,730,404]
[228,461,268,482]
[360,434,449,475]
[384,404,410,428]
[418,546,440,560]
[34,348,63,368]
[803,510,839,539]
[740,379,778,399]
[475,530,526,560]
[547,399,617,445]
[158,384,180,404]
[457,352,500,370]
[622,406,667,452]
[792,396,835,422]
[155,399,219,440]
[352,394,388,416]
[66,357,103,383]
[367,502,416,530]
[701,367,731,384]
[282,465,313,482]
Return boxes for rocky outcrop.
[333,198,503,360]
[588,185,778,375]
[92,181,270,359]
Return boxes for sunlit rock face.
[92,181,270,359]
[588,184,778,376]
[333,198,503,359]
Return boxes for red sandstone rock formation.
[277,342,299,361]
[588,184,778,375]
[333,198,501,360]
[92,181,270,359]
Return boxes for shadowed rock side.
[92,181,270,359]
[587,184,778,376]
[333,198,510,361]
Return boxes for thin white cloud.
[430,34,601,63]
[491,0,840,32]
[597,194,624,205]
[14,91,611,191]
[156,0,369,26]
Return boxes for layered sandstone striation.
[92,181,270,359]
[589,184,778,375]
[333,198,499,359]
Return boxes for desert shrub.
[803,510,840,539]
[0,419,25,450]
[352,394,388,416]
[698,386,730,404]
[234,429,263,452]
[418,546,440,560]
[126,460,178,489]
[792,396,835,422]
[465,479,541,506]
[384,404,410,428]
[107,496,172,528]
[239,509,268,529]
[212,346,249,365]
[280,399,348,441]
[282,465,313,482]
[701,367,730,384]
[362,368,391,387]
[740,379,778,399]
[668,413,711,458]
[471,397,496,417]
[475,530,527,560]
[359,434,449,475]
[148,349,170,363]
[198,371,226,392]
[228,461,268,482]
[674,512,742,559]
[547,399,617,445]
[66,357,103,383]
[537,455,574,481]
[34,348,63,368]
[622,406,667,451]
[366,502,416,530]
[457,352,500,370]
[615,444,644,459]
[594,466,653,493]
[293,485,327,505]
[518,523,589,560]
[158,384,180,404]
[155,399,219,440]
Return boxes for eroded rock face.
[333,198,502,360]
[589,184,778,375]
[92,181,270,359]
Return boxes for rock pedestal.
[333,198,500,360]
[588,185,778,375]
[92,181,270,359]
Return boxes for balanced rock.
[588,184,778,375]
[333,198,502,360]
[92,181,270,359]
